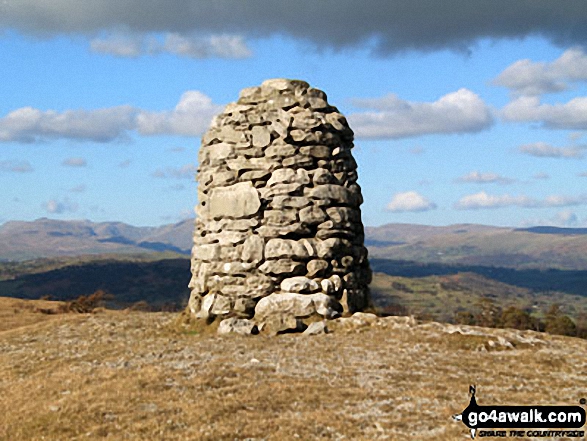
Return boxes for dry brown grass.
[0,296,69,333]
[0,298,585,440]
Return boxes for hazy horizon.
[3,216,587,231]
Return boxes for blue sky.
[1,1,587,228]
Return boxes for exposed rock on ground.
[1,301,585,440]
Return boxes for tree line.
[453,299,585,338]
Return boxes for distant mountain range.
[2,218,587,270]
[365,223,587,270]
[0,218,193,261]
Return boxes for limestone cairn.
[188,78,371,334]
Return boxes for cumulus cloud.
[456,171,515,184]
[0,159,33,173]
[455,191,587,210]
[62,157,87,167]
[0,91,220,143]
[89,33,143,57]
[543,195,587,207]
[89,32,251,59]
[2,1,587,54]
[493,47,587,96]
[518,142,585,159]
[43,198,78,214]
[554,210,580,227]
[0,105,136,143]
[158,33,251,58]
[136,91,221,137]
[455,192,534,210]
[350,89,493,139]
[522,210,585,228]
[386,191,437,212]
[152,164,197,179]
[501,96,587,130]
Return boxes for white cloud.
[455,191,587,210]
[159,33,251,59]
[0,91,220,143]
[43,198,78,214]
[152,164,197,179]
[386,191,437,212]
[136,91,222,137]
[0,159,33,173]
[455,192,534,210]
[89,33,143,57]
[89,32,252,59]
[0,105,136,143]
[501,96,587,130]
[494,48,587,96]
[554,210,579,227]
[62,157,87,167]
[349,89,493,139]
[518,142,584,158]
[521,210,586,228]
[543,194,587,207]
[456,171,515,184]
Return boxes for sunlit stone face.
[188,79,371,333]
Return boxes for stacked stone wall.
[188,78,371,333]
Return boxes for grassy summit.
[0,297,585,440]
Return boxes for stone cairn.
[187,78,371,334]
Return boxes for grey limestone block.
[187,79,371,330]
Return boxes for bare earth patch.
[0,299,586,440]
